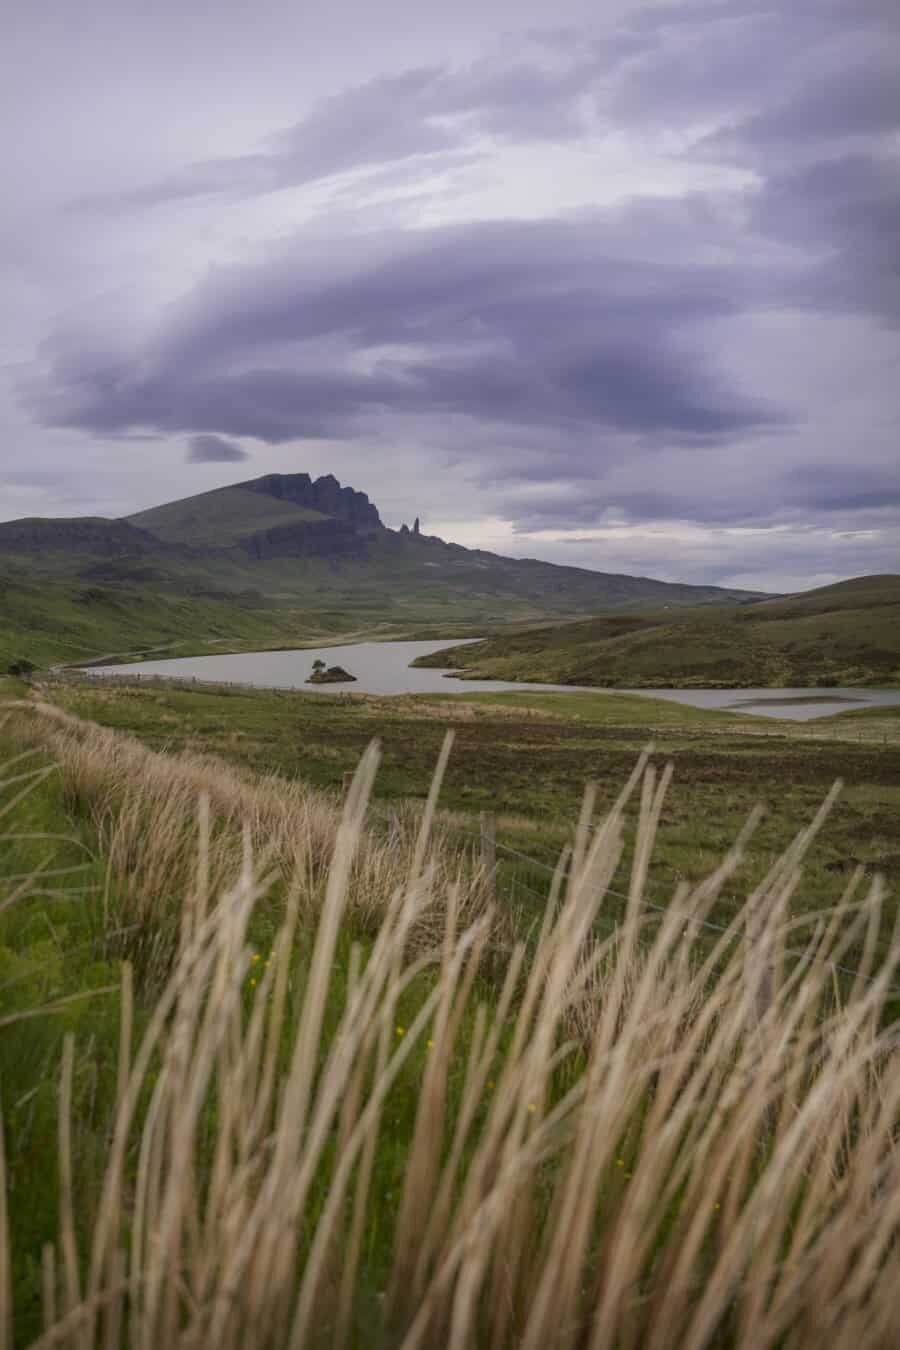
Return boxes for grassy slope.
[0,576,379,669]
[128,483,329,544]
[39,674,900,937]
[415,575,900,688]
[0,700,122,1336]
[121,477,768,614]
[3,672,900,1346]
[0,687,461,1342]
[0,533,765,625]
[1,476,770,659]
[0,554,762,674]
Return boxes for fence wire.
[368,801,900,999]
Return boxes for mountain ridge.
[0,470,770,617]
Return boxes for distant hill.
[414,576,900,688]
[127,473,381,544]
[0,472,768,668]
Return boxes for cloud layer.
[186,434,249,463]
[3,0,899,589]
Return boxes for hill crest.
[0,469,771,625]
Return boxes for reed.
[1,701,898,1348]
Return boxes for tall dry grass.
[1,699,899,1347]
[0,700,495,985]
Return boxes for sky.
[2,0,898,593]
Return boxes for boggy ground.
[28,674,900,955]
[3,677,900,1349]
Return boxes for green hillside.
[0,471,771,668]
[128,483,328,545]
[414,575,900,688]
[0,576,360,670]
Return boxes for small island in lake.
[307,659,357,684]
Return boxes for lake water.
[84,640,900,721]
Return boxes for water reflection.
[86,641,900,722]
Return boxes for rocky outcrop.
[0,517,166,556]
[243,473,381,529]
[236,518,372,560]
[307,664,356,684]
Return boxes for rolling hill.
[413,576,900,688]
[0,471,770,667]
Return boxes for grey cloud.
[500,462,900,534]
[607,0,898,222]
[109,69,457,207]
[781,463,900,514]
[727,63,900,150]
[87,47,613,211]
[22,215,786,453]
[186,433,250,463]
[502,524,900,593]
[653,8,900,329]
[753,152,900,325]
[78,16,708,216]
[6,0,900,592]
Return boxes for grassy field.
[128,482,330,544]
[0,575,498,672]
[25,673,900,958]
[2,671,899,1347]
[416,575,900,688]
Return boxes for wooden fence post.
[480,811,496,897]
[745,899,774,1026]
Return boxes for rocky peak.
[242,472,382,529]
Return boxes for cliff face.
[0,517,166,556]
[237,518,371,560]
[243,473,381,530]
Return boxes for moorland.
[2,470,900,1347]
[2,664,900,1347]
[0,471,766,671]
[415,573,900,689]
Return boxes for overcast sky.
[2,0,898,591]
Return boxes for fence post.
[480,811,496,897]
[745,899,774,1026]
[342,771,354,797]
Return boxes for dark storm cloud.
[186,433,250,463]
[781,463,900,514]
[613,0,894,128]
[5,0,899,589]
[753,153,900,326]
[673,7,900,331]
[497,458,900,534]
[727,62,900,150]
[22,216,786,452]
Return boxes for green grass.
[128,483,329,545]
[36,675,900,958]
[3,682,900,1347]
[0,473,771,665]
[0,699,523,1345]
[0,729,122,1340]
[414,575,900,689]
[0,576,455,671]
